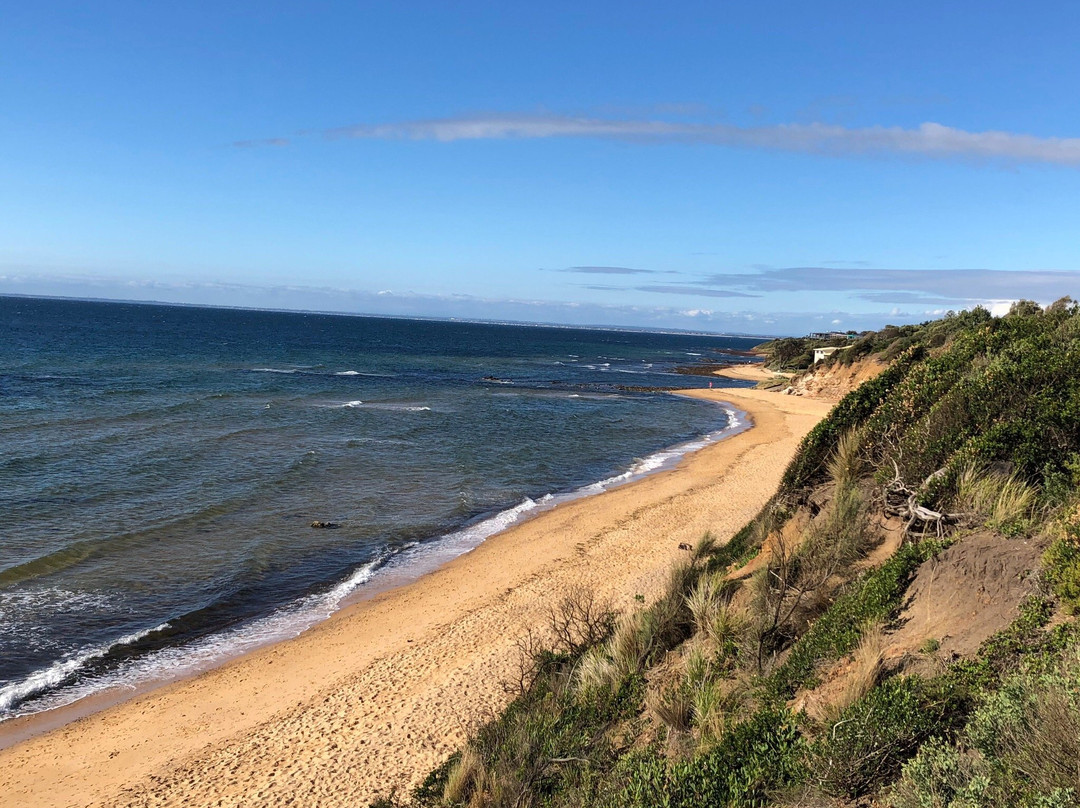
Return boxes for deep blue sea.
[0,296,758,720]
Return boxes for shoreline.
[0,395,745,739]
[0,388,832,808]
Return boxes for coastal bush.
[780,346,922,495]
[402,304,1080,808]
[1045,539,1080,614]
[889,641,1080,808]
[810,674,967,799]
[748,478,883,676]
[599,707,805,808]
[1045,504,1080,613]
[766,541,939,699]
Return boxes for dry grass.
[821,625,886,721]
[647,685,692,736]
[686,574,724,633]
[955,463,1037,530]
[826,428,864,488]
[572,645,620,694]
[683,644,711,689]
[691,677,728,745]
[747,480,873,669]
[706,604,747,651]
[442,746,487,806]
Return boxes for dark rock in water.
[615,384,676,393]
[310,520,340,529]
[673,362,733,377]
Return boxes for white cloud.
[302,114,1080,167]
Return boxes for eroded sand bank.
[0,389,831,808]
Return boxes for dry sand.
[0,388,831,808]
[712,363,791,383]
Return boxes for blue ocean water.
[0,296,758,720]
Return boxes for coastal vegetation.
[376,299,1080,808]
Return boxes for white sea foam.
[0,557,387,719]
[251,368,298,374]
[335,370,361,376]
[1,400,747,722]
[359,402,433,412]
[339,400,363,408]
[383,401,746,577]
[0,622,170,713]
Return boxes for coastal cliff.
[388,300,1080,808]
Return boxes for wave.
[357,402,433,413]
[381,401,744,576]
[0,622,171,713]
[254,368,397,378]
[321,399,433,411]
[0,555,391,720]
[0,400,745,722]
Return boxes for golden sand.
[712,363,792,383]
[0,388,831,808]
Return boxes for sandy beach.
[0,388,831,808]
[712,363,792,383]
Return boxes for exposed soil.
[795,531,1047,720]
[781,356,887,402]
[884,531,1045,664]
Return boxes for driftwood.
[883,462,963,542]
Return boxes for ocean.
[0,296,758,721]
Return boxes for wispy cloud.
[556,265,667,275]
[694,267,1080,300]
[233,137,291,148]
[273,114,1080,166]
[635,284,759,298]
[855,291,969,305]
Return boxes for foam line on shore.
[0,389,836,806]
[0,399,743,726]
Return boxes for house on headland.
[813,345,851,363]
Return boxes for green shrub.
[889,640,1080,808]
[766,541,939,699]
[811,675,967,799]
[1045,538,1080,614]
[780,346,922,494]
[602,708,805,808]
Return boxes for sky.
[2,1,1080,335]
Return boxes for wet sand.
[0,388,831,808]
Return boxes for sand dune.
[0,388,831,808]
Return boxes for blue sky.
[2,2,1079,335]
